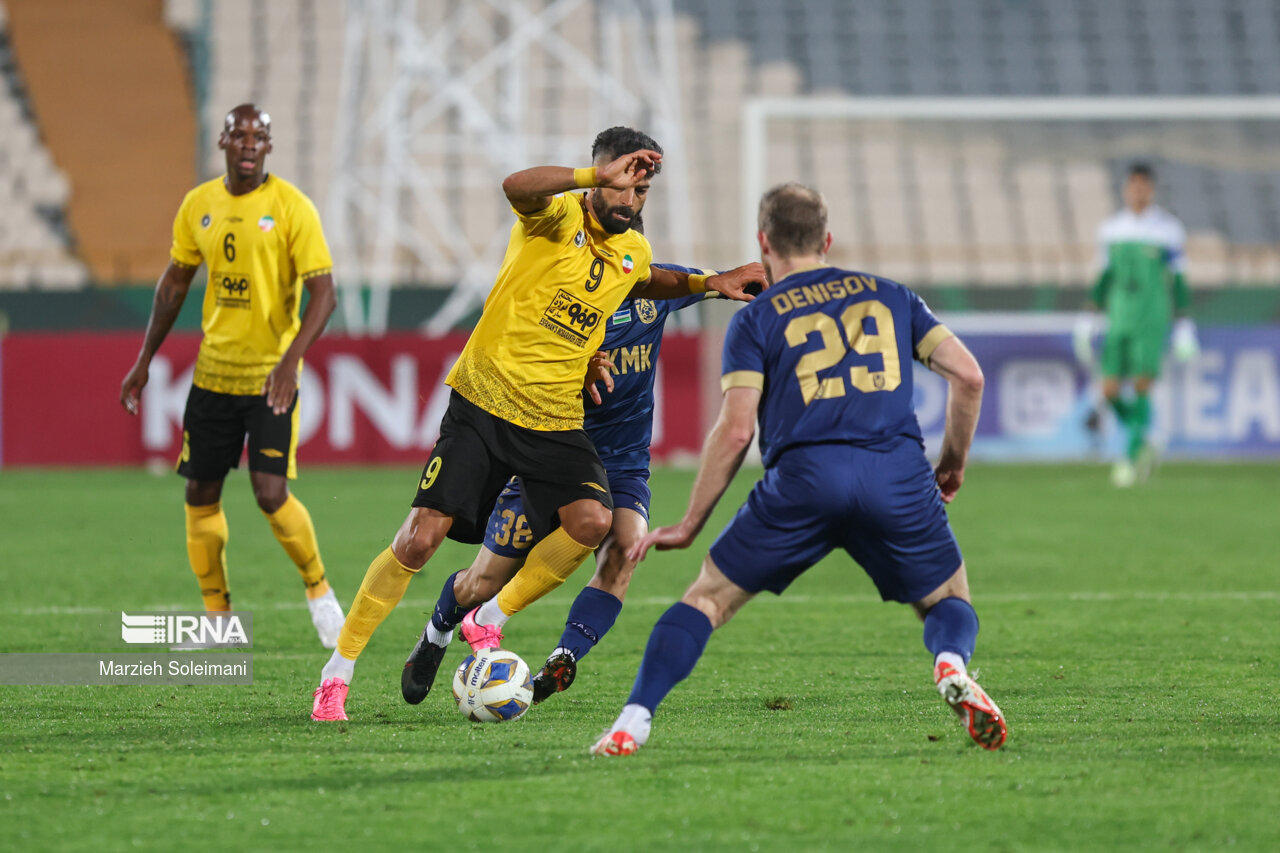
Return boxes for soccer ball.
[452,648,534,723]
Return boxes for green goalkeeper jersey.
[1090,205,1190,336]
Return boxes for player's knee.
[393,513,449,569]
[185,479,223,506]
[252,481,288,514]
[561,502,613,548]
[394,531,439,569]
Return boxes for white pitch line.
[8,589,1278,617]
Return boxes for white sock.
[321,649,355,685]
[476,597,510,628]
[426,623,454,647]
[935,652,967,677]
[614,703,653,747]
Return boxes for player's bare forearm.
[682,421,753,535]
[632,262,766,303]
[120,261,197,414]
[628,414,753,562]
[263,273,336,413]
[502,166,582,214]
[684,388,760,529]
[138,262,197,362]
[939,380,982,471]
[283,273,337,363]
[503,150,662,214]
[926,337,984,499]
[647,388,758,555]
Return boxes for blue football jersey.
[585,262,713,471]
[720,265,952,468]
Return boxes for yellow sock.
[496,527,593,616]
[186,502,230,612]
[336,546,419,661]
[265,494,330,599]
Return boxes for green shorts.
[1100,328,1166,379]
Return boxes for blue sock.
[430,571,466,633]
[558,586,623,661]
[923,597,979,664]
[626,602,713,712]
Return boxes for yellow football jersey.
[447,192,653,430]
[170,175,333,395]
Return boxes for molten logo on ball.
[451,648,533,722]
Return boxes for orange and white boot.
[935,661,1006,750]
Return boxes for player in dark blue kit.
[592,184,1007,756]
[400,261,716,706]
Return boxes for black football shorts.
[412,391,612,544]
[177,385,298,480]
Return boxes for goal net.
[741,97,1280,299]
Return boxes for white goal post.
[740,96,1280,281]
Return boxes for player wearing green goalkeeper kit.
[1074,163,1197,487]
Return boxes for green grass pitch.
[1,463,1277,852]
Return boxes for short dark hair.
[1129,162,1155,181]
[591,126,662,173]
[758,183,828,258]
[224,103,271,132]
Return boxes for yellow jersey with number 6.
[170,175,333,395]
[446,192,653,430]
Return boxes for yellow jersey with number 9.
[170,175,333,395]
[446,192,653,430]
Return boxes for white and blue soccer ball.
[452,648,534,723]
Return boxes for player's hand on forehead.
[595,149,662,190]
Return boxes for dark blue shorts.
[708,441,962,603]
[483,470,652,560]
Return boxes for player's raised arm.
[119,260,199,415]
[924,336,985,503]
[628,386,760,562]
[502,149,662,215]
[631,262,767,303]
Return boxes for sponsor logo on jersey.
[259,448,284,458]
[539,289,603,346]
[258,215,276,232]
[622,254,634,273]
[213,271,251,308]
[200,214,211,228]
[635,299,657,324]
[574,230,586,248]
[581,482,607,493]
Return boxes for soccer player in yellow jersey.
[120,104,344,647]
[311,126,765,721]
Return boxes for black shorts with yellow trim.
[176,385,299,481]
[412,391,613,545]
